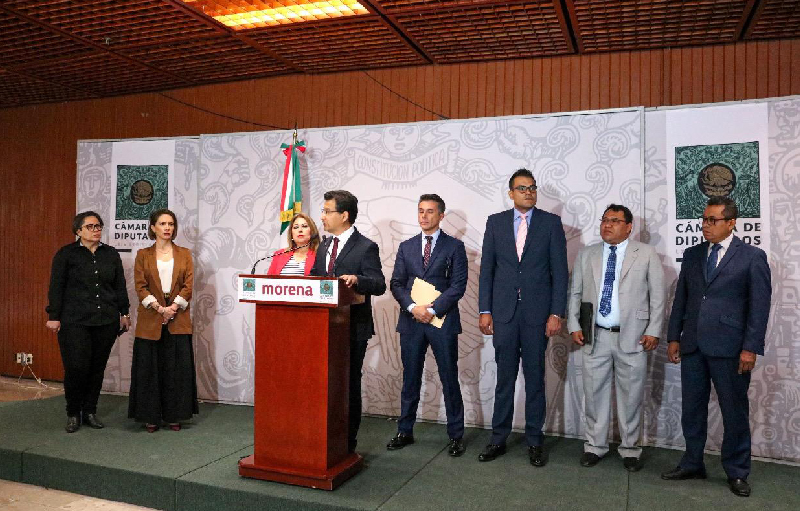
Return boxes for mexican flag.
[279,137,305,233]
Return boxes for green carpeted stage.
[1,395,798,511]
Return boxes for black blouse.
[46,241,130,326]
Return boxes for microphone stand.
[249,236,317,274]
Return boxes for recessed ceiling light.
[180,0,369,29]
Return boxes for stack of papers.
[411,278,445,328]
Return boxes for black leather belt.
[596,325,620,332]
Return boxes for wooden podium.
[237,275,364,490]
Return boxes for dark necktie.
[599,245,617,317]
[706,243,721,279]
[326,237,339,276]
[423,235,433,269]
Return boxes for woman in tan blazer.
[128,209,198,432]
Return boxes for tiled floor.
[0,376,157,511]
[0,480,154,511]
[0,375,63,402]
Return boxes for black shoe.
[447,438,466,457]
[529,446,548,467]
[580,452,601,467]
[728,478,751,497]
[82,413,104,429]
[623,457,642,472]
[387,433,415,450]
[660,466,707,480]
[478,444,506,462]
[65,416,80,433]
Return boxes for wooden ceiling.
[0,0,797,108]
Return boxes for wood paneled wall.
[1,39,799,380]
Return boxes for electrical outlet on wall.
[15,353,22,363]
[25,354,33,365]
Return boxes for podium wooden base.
[238,453,364,490]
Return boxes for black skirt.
[128,327,199,424]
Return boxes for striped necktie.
[423,236,433,268]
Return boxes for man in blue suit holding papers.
[662,197,772,498]
[387,194,468,456]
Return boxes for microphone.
[250,233,320,274]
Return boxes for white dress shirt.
[141,257,188,310]
[325,225,355,270]
[479,210,532,315]
[408,229,441,315]
[706,232,734,270]
[513,208,533,241]
[595,238,629,329]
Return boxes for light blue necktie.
[706,243,721,279]
[599,246,616,317]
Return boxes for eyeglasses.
[700,216,733,226]
[320,208,341,215]
[82,224,103,231]
[600,218,627,225]
[513,185,538,193]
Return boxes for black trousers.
[57,322,118,416]
[349,335,369,451]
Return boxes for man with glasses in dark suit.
[662,197,771,497]
[311,189,386,453]
[477,168,569,466]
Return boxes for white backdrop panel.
[644,100,800,461]
[195,110,645,442]
[77,137,200,394]
[75,98,800,462]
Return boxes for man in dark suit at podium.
[478,168,569,466]
[311,189,386,452]
[662,197,771,497]
[387,194,468,456]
